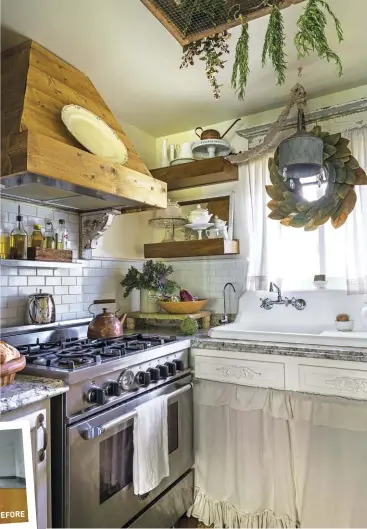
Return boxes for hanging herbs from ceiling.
[178,0,344,99]
[231,18,250,100]
[180,32,231,99]
[266,127,367,231]
[262,4,287,86]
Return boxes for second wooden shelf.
[144,239,239,258]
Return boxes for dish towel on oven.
[133,394,169,495]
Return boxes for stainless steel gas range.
[1,320,194,528]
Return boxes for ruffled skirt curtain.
[188,380,367,528]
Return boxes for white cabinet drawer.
[195,355,285,389]
[299,364,367,399]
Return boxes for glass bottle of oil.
[43,219,55,249]
[31,224,44,248]
[10,207,28,259]
[56,219,68,250]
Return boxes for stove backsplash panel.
[1,199,246,328]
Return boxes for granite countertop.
[0,375,68,414]
[191,335,367,363]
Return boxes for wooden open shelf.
[151,157,238,192]
[144,239,239,259]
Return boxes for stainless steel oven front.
[65,375,193,528]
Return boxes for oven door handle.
[79,383,192,440]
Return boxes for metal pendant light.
[279,108,324,180]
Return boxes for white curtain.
[241,126,367,294]
[188,379,367,528]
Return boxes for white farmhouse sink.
[208,323,367,348]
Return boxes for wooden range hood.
[1,40,167,212]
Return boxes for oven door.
[66,376,193,528]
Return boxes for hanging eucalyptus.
[262,4,287,85]
[231,19,250,100]
[180,32,230,99]
[294,0,344,75]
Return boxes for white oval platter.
[61,105,128,164]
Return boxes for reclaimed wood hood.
[1,40,167,212]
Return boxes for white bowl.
[335,320,354,332]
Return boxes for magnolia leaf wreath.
[266,126,367,231]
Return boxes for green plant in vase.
[121,260,178,314]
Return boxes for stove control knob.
[147,367,160,382]
[165,362,177,376]
[103,381,121,397]
[173,359,185,371]
[85,387,106,405]
[136,371,151,387]
[157,364,169,379]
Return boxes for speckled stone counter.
[0,375,68,414]
[191,335,367,363]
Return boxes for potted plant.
[121,260,178,313]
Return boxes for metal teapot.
[26,289,56,325]
[88,299,127,340]
[195,118,241,140]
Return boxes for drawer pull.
[325,376,367,393]
[36,413,48,462]
[216,366,261,380]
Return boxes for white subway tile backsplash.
[56,304,70,315]
[27,276,45,286]
[8,276,27,287]
[0,276,8,286]
[62,295,77,304]
[22,268,37,276]
[54,269,70,277]
[62,277,76,286]
[37,269,53,276]
[46,277,62,286]
[1,200,247,328]
[1,286,19,296]
[0,267,18,276]
[54,286,69,295]
[1,307,19,319]
[61,313,77,321]
[69,286,82,295]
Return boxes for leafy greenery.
[294,0,344,76]
[121,260,178,298]
[180,32,230,99]
[231,19,250,100]
[178,0,345,100]
[262,4,287,86]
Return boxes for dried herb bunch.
[180,32,230,99]
[178,0,229,37]
[231,19,250,100]
[294,0,344,76]
[262,4,287,85]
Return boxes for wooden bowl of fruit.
[159,290,208,315]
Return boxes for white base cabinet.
[192,347,367,400]
[1,399,50,529]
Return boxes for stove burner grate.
[17,333,177,371]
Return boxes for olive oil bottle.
[10,206,28,259]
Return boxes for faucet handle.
[260,298,273,310]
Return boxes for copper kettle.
[88,299,127,340]
[195,118,241,140]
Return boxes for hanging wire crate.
[140,0,305,46]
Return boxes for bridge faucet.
[260,281,306,311]
[269,282,282,302]
[220,282,236,324]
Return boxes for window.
[243,127,367,294]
